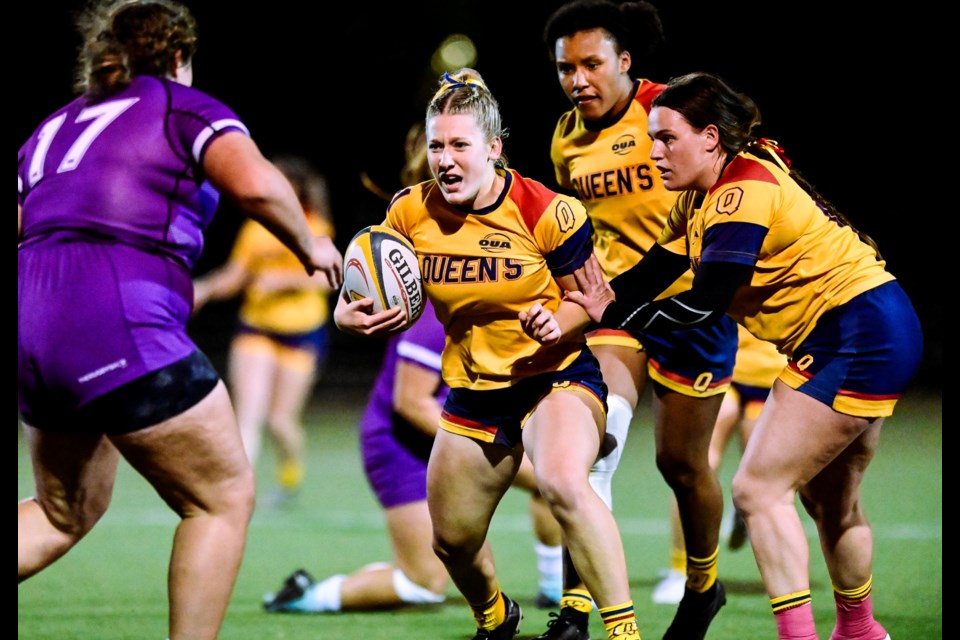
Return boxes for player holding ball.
[334,68,644,640]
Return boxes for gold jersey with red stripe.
[384,168,593,391]
[550,79,687,298]
[230,211,334,334]
[659,153,895,356]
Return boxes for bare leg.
[227,337,278,463]
[799,421,881,590]
[560,344,646,599]
[338,500,449,608]
[113,382,255,640]
[266,350,316,491]
[427,429,518,604]
[513,454,563,546]
[19,427,120,581]
[732,381,874,598]
[654,385,725,567]
[524,390,632,609]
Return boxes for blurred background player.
[193,155,336,505]
[17,2,342,639]
[654,327,789,604]
[540,2,735,638]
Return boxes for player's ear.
[702,124,720,153]
[489,137,502,162]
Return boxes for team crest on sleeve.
[716,187,744,216]
[554,201,576,232]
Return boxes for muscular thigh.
[426,429,518,538]
[800,420,881,509]
[654,389,724,464]
[269,350,318,418]
[587,337,647,406]
[24,425,120,525]
[109,382,251,516]
[385,500,445,575]
[739,381,874,491]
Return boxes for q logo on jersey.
[554,201,576,232]
[716,187,744,216]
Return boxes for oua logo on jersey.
[478,232,512,252]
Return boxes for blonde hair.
[426,68,508,169]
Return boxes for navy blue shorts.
[440,348,607,448]
[780,281,923,417]
[588,315,738,397]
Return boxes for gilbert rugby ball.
[341,225,425,329]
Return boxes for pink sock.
[830,593,888,640]
[775,602,819,640]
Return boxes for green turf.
[18,387,941,639]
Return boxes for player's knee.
[656,450,699,489]
[431,531,480,566]
[40,492,110,540]
[731,468,778,517]
[392,568,446,604]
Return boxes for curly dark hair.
[543,0,664,76]
[73,0,198,99]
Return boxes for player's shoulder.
[508,170,565,210]
[715,154,782,191]
[634,78,667,112]
[507,169,586,231]
[387,180,435,214]
[552,107,580,140]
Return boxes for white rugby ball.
[341,225,425,330]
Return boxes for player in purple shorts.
[264,299,565,612]
[17,2,341,639]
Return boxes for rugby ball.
[341,225,425,330]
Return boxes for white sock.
[535,542,563,601]
[392,568,445,604]
[303,574,346,612]
[588,393,633,510]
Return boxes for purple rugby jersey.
[359,300,448,508]
[18,75,248,418]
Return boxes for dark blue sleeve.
[546,217,595,277]
[701,221,766,266]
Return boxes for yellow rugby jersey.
[659,154,895,356]
[733,326,787,388]
[230,211,334,334]
[550,79,687,298]
[384,169,593,390]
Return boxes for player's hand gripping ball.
[341,225,425,330]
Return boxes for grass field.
[18,385,941,640]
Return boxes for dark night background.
[19,2,940,391]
